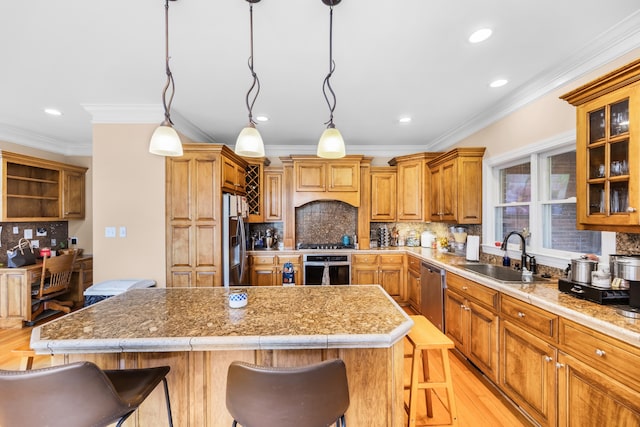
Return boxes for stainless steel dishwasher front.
[420,261,446,331]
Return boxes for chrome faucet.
[501,231,532,272]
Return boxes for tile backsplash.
[0,221,68,266]
[295,201,357,245]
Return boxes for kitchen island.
[31,285,412,427]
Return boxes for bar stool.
[11,345,36,370]
[226,359,349,427]
[0,361,173,427]
[404,315,458,427]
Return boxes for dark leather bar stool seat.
[0,361,173,427]
[226,358,349,427]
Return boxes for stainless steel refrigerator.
[223,193,248,286]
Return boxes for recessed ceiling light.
[489,79,508,88]
[468,28,493,44]
[255,115,269,122]
[44,108,62,116]
[398,116,412,124]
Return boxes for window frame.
[482,131,615,269]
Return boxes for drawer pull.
[462,286,469,291]
[595,349,606,357]
[544,356,553,362]
[517,312,526,318]
[570,286,585,294]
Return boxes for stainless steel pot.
[570,258,598,284]
[618,256,640,281]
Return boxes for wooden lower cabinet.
[445,273,499,383]
[406,255,421,312]
[500,320,557,427]
[249,254,301,286]
[70,256,93,307]
[557,351,640,427]
[352,253,405,302]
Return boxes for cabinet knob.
[517,312,526,318]
[595,349,606,357]
[555,363,565,369]
[544,356,553,362]
[627,207,637,213]
[462,286,469,291]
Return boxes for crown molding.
[427,10,640,152]
[0,124,92,157]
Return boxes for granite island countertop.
[31,285,413,354]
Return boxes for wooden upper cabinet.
[370,167,397,221]
[244,158,270,223]
[0,151,87,221]
[388,152,441,221]
[221,154,246,194]
[427,147,485,224]
[561,59,640,231]
[264,168,283,222]
[288,155,366,207]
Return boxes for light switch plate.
[105,227,116,238]
[119,226,127,238]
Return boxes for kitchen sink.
[461,263,549,283]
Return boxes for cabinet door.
[501,320,557,427]
[467,299,500,382]
[352,266,379,285]
[407,268,421,312]
[251,267,277,286]
[457,156,483,224]
[62,168,86,219]
[370,171,397,221]
[328,162,359,192]
[444,289,467,352]
[295,162,326,192]
[557,352,640,427]
[222,156,245,194]
[264,171,283,221]
[397,160,423,220]
[438,159,457,222]
[379,266,403,300]
[428,164,442,222]
[576,85,640,229]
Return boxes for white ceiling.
[2,0,640,157]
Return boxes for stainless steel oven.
[303,254,351,285]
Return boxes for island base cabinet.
[54,342,404,427]
[557,352,640,427]
[500,321,557,427]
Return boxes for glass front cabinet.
[562,59,640,231]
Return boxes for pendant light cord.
[162,0,176,125]
[322,6,337,127]
[245,3,261,125]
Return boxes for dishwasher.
[420,261,446,331]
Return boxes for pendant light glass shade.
[235,123,265,157]
[149,0,183,157]
[317,126,345,158]
[149,122,183,157]
[235,0,266,158]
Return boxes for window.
[484,135,613,268]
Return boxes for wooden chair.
[31,252,77,320]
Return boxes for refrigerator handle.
[238,217,247,283]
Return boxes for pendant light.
[149,0,183,157]
[235,0,266,158]
[317,0,345,159]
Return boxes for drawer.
[447,272,498,310]
[407,255,421,273]
[352,254,378,264]
[251,255,276,266]
[560,318,640,389]
[379,254,404,265]
[500,294,558,341]
[276,255,301,265]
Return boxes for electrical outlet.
[51,238,57,246]
[70,237,78,245]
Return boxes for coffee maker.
[614,255,640,318]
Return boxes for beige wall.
[92,124,166,284]
[0,140,93,254]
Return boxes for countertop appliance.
[558,278,629,305]
[420,261,446,331]
[303,253,351,285]
[223,193,248,286]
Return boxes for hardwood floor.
[1,315,535,427]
